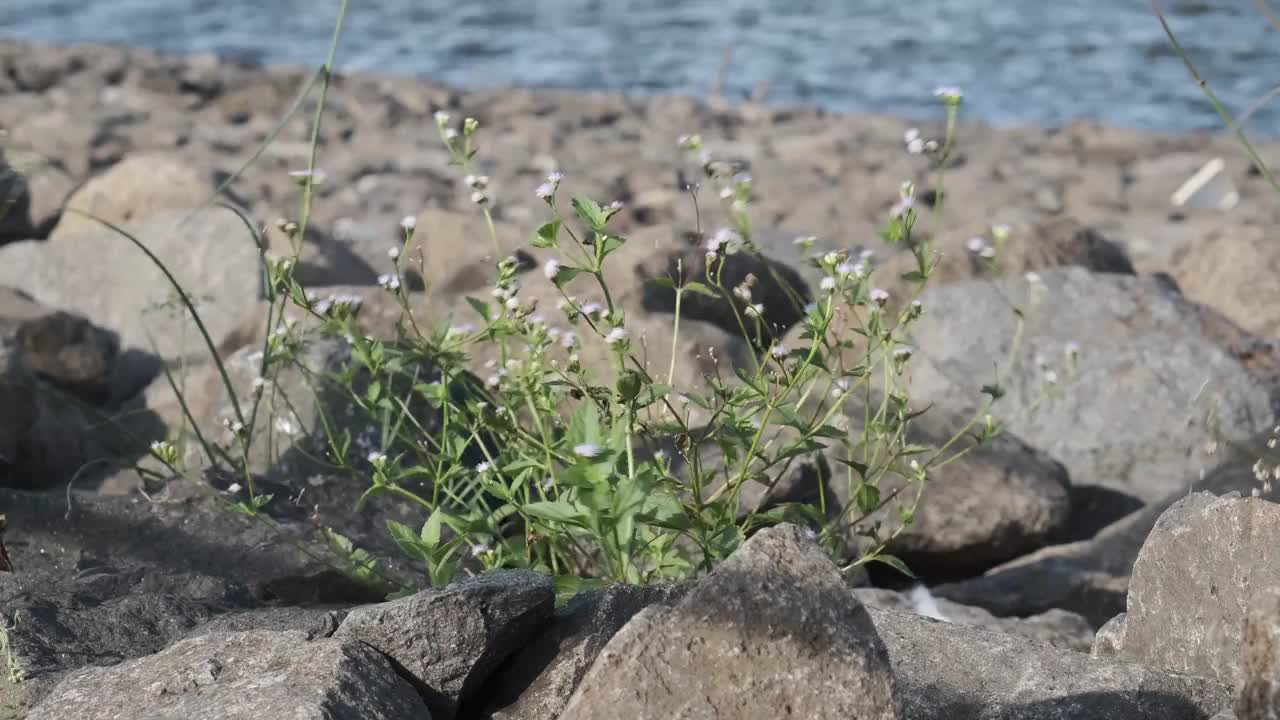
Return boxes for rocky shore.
[4,38,1280,719]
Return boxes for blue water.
[5,0,1280,133]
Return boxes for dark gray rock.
[1093,613,1127,658]
[484,583,687,720]
[186,606,348,641]
[1236,586,1280,720]
[560,524,902,720]
[27,630,429,720]
[1114,493,1280,685]
[908,267,1274,503]
[870,605,1232,720]
[335,569,554,720]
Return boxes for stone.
[1171,224,1280,338]
[1112,493,1280,685]
[1093,613,1127,658]
[1237,586,1280,720]
[48,153,212,239]
[560,525,902,720]
[870,604,1232,720]
[907,267,1274,503]
[854,587,1095,653]
[27,630,429,720]
[484,584,687,720]
[0,206,263,363]
[335,569,554,719]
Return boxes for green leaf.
[682,281,719,298]
[809,424,848,440]
[420,510,445,549]
[650,276,677,290]
[532,219,562,248]
[900,270,927,283]
[566,403,603,449]
[598,234,626,257]
[553,575,612,606]
[465,297,491,322]
[386,520,430,563]
[866,553,916,578]
[572,195,608,230]
[553,266,585,288]
[523,500,590,527]
[853,482,881,514]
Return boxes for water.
[5,0,1280,133]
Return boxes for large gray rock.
[27,630,429,720]
[1238,586,1280,720]
[870,605,1232,720]
[485,583,687,720]
[560,525,902,720]
[908,267,1274,502]
[48,152,212,240]
[335,569,554,720]
[0,205,263,362]
[854,587,1095,652]
[1110,493,1280,685]
[934,405,1280,627]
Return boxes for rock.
[908,267,1274,503]
[854,587,1095,652]
[0,485,329,714]
[335,569,554,719]
[560,524,902,720]
[185,606,348,641]
[1093,612,1127,658]
[0,148,75,242]
[0,206,263,363]
[1237,586,1280,720]
[13,310,120,403]
[1111,493,1280,685]
[869,605,1232,720]
[0,151,33,242]
[48,153,212,239]
[1171,224,1280,339]
[27,630,429,720]
[934,436,1280,626]
[484,584,687,720]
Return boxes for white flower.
[744,303,765,318]
[470,190,488,205]
[251,376,267,393]
[1043,370,1059,385]
[388,246,401,260]
[544,259,561,281]
[535,182,555,199]
[608,200,624,211]
[1025,271,1042,284]
[820,276,837,291]
[979,246,997,259]
[769,345,789,360]
[378,273,401,290]
[547,171,565,184]
[227,483,243,494]
[712,227,743,255]
[899,181,915,200]
[486,375,501,388]
[733,285,752,302]
[904,128,920,144]
[793,235,817,248]
[906,137,925,154]
[835,261,856,277]
[560,331,579,349]
[934,86,963,104]
[274,417,297,436]
[868,288,890,306]
[464,174,489,189]
[445,128,460,140]
[476,461,492,473]
[605,327,628,344]
[581,302,604,317]
[653,449,667,460]
[470,543,491,558]
[893,345,914,360]
[574,443,601,458]
[504,297,520,311]
[1065,341,1081,358]
[991,224,1011,242]
[891,196,915,217]
[433,110,450,126]
[399,215,416,232]
[965,237,987,254]
[831,377,852,398]
[719,187,734,200]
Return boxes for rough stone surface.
[27,630,429,720]
[854,587,1095,652]
[484,583,688,720]
[909,267,1274,503]
[1238,586,1280,720]
[335,569,554,720]
[560,524,902,720]
[1092,613,1128,658]
[48,152,212,240]
[870,605,1232,720]
[0,206,263,362]
[1115,493,1280,685]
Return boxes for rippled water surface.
[5,0,1280,132]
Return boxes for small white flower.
[891,196,915,217]
[820,276,837,291]
[399,215,416,232]
[979,246,997,259]
[1065,341,1080,358]
[504,297,521,311]
[470,190,488,205]
[906,137,926,155]
[535,182,555,199]
[367,451,387,465]
[251,376,267,393]
[486,375,501,388]
[581,302,604,317]
[547,171,565,184]
[836,261,856,277]
[934,86,963,103]
[653,449,667,460]
[544,259,561,281]
[227,483,243,494]
[464,174,489,189]
[274,417,297,436]
[831,377,852,397]
[1044,370,1059,385]
[476,461,492,474]
[388,246,401,260]
[1025,271,1042,285]
[745,303,765,318]
[869,288,890,306]
[605,327,628,344]
[991,224,1011,242]
[893,345,914,360]
[793,235,816,247]
[574,443,601,458]
[433,110,450,126]
[470,543,491,558]
[733,285,752,302]
[608,200,624,211]
[899,181,915,200]
[804,527,820,542]
[904,128,920,144]
[719,187,734,200]
[560,331,579,349]
[770,345,789,360]
[965,237,987,254]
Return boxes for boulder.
[1109,493,1280,685]
[907,267,1274,502]
[335,569,554,719]
[484,584,687,720]
[560,524,902,720]
[1238,586,1280,720]
[48,153,212,239]
[0,206,263,363]
[870,604,1232,720]
[28,630,428,720]
[1171,224,1280,339]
